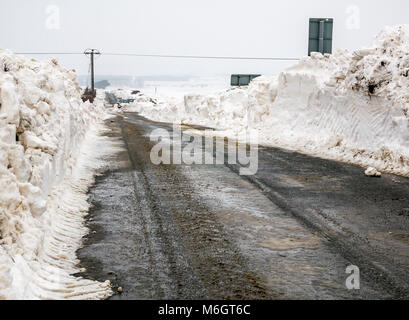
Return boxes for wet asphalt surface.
[76,112,409,300]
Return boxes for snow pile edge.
[0,51,117,299]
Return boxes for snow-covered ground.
[141,77,229,98]
[0,51,117,299]
[116,25,409,177]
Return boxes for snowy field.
[115,25,409,177]
[0,51,118,299]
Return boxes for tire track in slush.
[116,118,269,299]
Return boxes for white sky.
[1,0,408,77]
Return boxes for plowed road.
[76,112,409,299]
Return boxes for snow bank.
[118,25,409,176]
[0,51,115,299]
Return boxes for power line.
[14,51,300,61]
[101,53,300,61]
[14,52,82,55]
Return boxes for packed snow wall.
[119,25,409,176]
[259,25,409,175]
[0,51,113,299]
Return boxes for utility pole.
[84,49,100,96]
[90,50,95,92]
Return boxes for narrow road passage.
[76,113,409,299]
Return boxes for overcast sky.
[1,0,408,77]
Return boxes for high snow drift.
[118,25,409,176]
[0,51,115,299]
